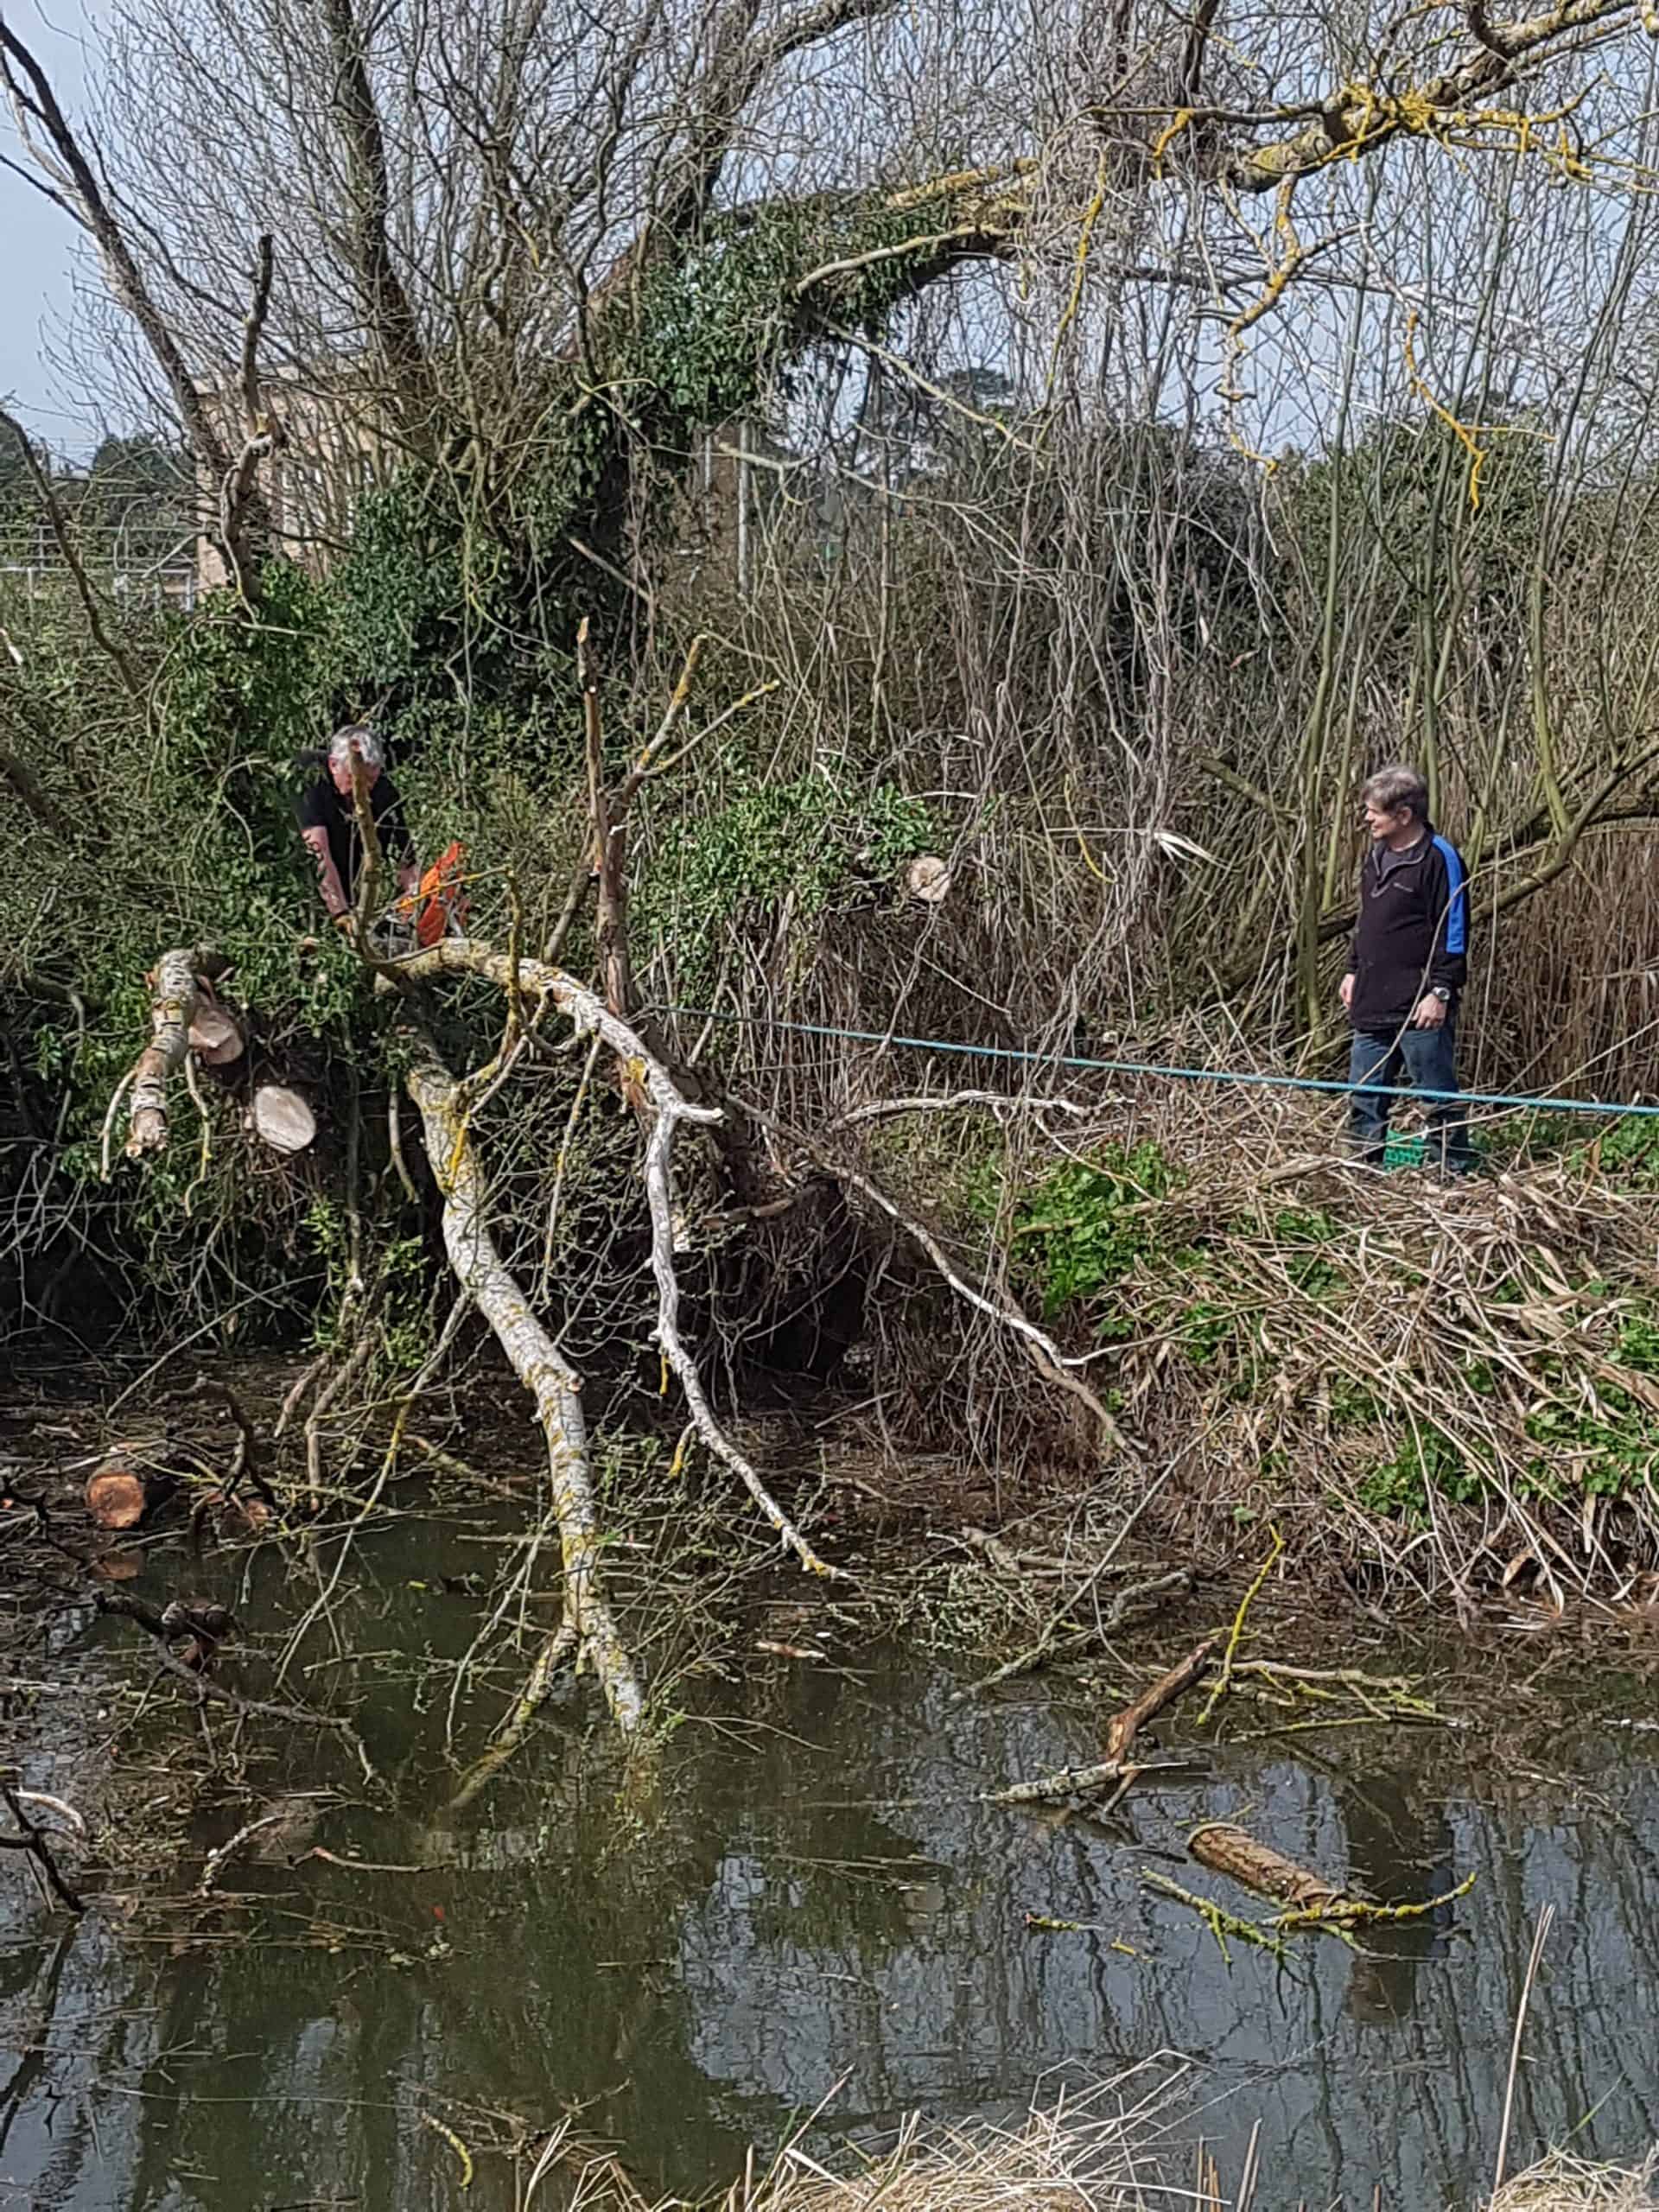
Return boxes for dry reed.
[553,2078,1183,2212]
[544,2106,1659,2212]
[1488,2150,1659,2212]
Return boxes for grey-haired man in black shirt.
[295,725,418,928]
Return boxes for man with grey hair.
[1340,764,1475,1174]
[295,724,418,927]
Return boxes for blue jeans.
[1348,1020,1475,1173]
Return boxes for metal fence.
[0,554,198,613]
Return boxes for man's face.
[329,751,379,798]
[1363,800,1413,842]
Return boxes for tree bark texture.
[125,949,202,1157]
[1188,1821,1347,1910]
[1103,1637,1217,1763]
[404,1038,645,1733]
[397,938,837,1575]
[86,1448,179,1530]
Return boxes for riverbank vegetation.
[5,0,1659,1734]
[576,2126,1659,2212]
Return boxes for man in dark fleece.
[1340,763,1475,1174]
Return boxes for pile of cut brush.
[1103,1122,1659,1614]
[855,1070,1659,1611]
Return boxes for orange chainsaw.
[395,839,469,948]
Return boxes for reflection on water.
[3,1578,1658,2209]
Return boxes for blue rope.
[664,1006,1659,1122]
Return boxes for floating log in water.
[1188,1821,1347,1911]
[248,1084,316,1154]
[187,1005,245,1066]
[86,1445,179,1530]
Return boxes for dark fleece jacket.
[1349,826,1469,1031]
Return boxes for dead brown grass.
[542,2106,1658,2212]
[550,2078,1182,2211]
[1489,2149,1659,2211]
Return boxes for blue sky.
[2,1,95,445]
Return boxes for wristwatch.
[1430,986,1451,1003]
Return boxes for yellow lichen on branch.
[396,938,839,1579]
[405,1035,646,1734]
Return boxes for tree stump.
[249,1085,316,1154]
[188,1006,245,1066]
[86,1446,179,1530]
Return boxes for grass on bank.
[852,1074,1659,1605]
[543,2097,1657,2210]
[1490,2150,1659,2211]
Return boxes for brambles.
[1011,1144,1177,1317]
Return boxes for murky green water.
[4,1497,1659,2209]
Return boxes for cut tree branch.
[404,1027,645,1732]
[121,947,205,1159]
[393,938,837,1576]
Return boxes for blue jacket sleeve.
[1428,836,1470,997]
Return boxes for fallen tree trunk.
[394,938,836,1576]
[404,1033,646,1734]
[1188,1821,1347,1911]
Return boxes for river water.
[3,1498,1658,2209]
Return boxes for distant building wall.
[196,366,385,593]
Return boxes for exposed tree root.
[765,1120,1129,1456]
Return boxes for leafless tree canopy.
[3,0,1647,465]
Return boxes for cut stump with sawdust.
[187,1006,245,1066]
[248,1084,316,1154]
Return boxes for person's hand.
[1339,973,1355,1010]
[1413,992,1447,1029]
[333,911,354,933]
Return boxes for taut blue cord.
[663,1007,1659,1122]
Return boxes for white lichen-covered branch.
[404,1033,645,1734]
[397,938,838,1577]
[123,946,202,1158]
